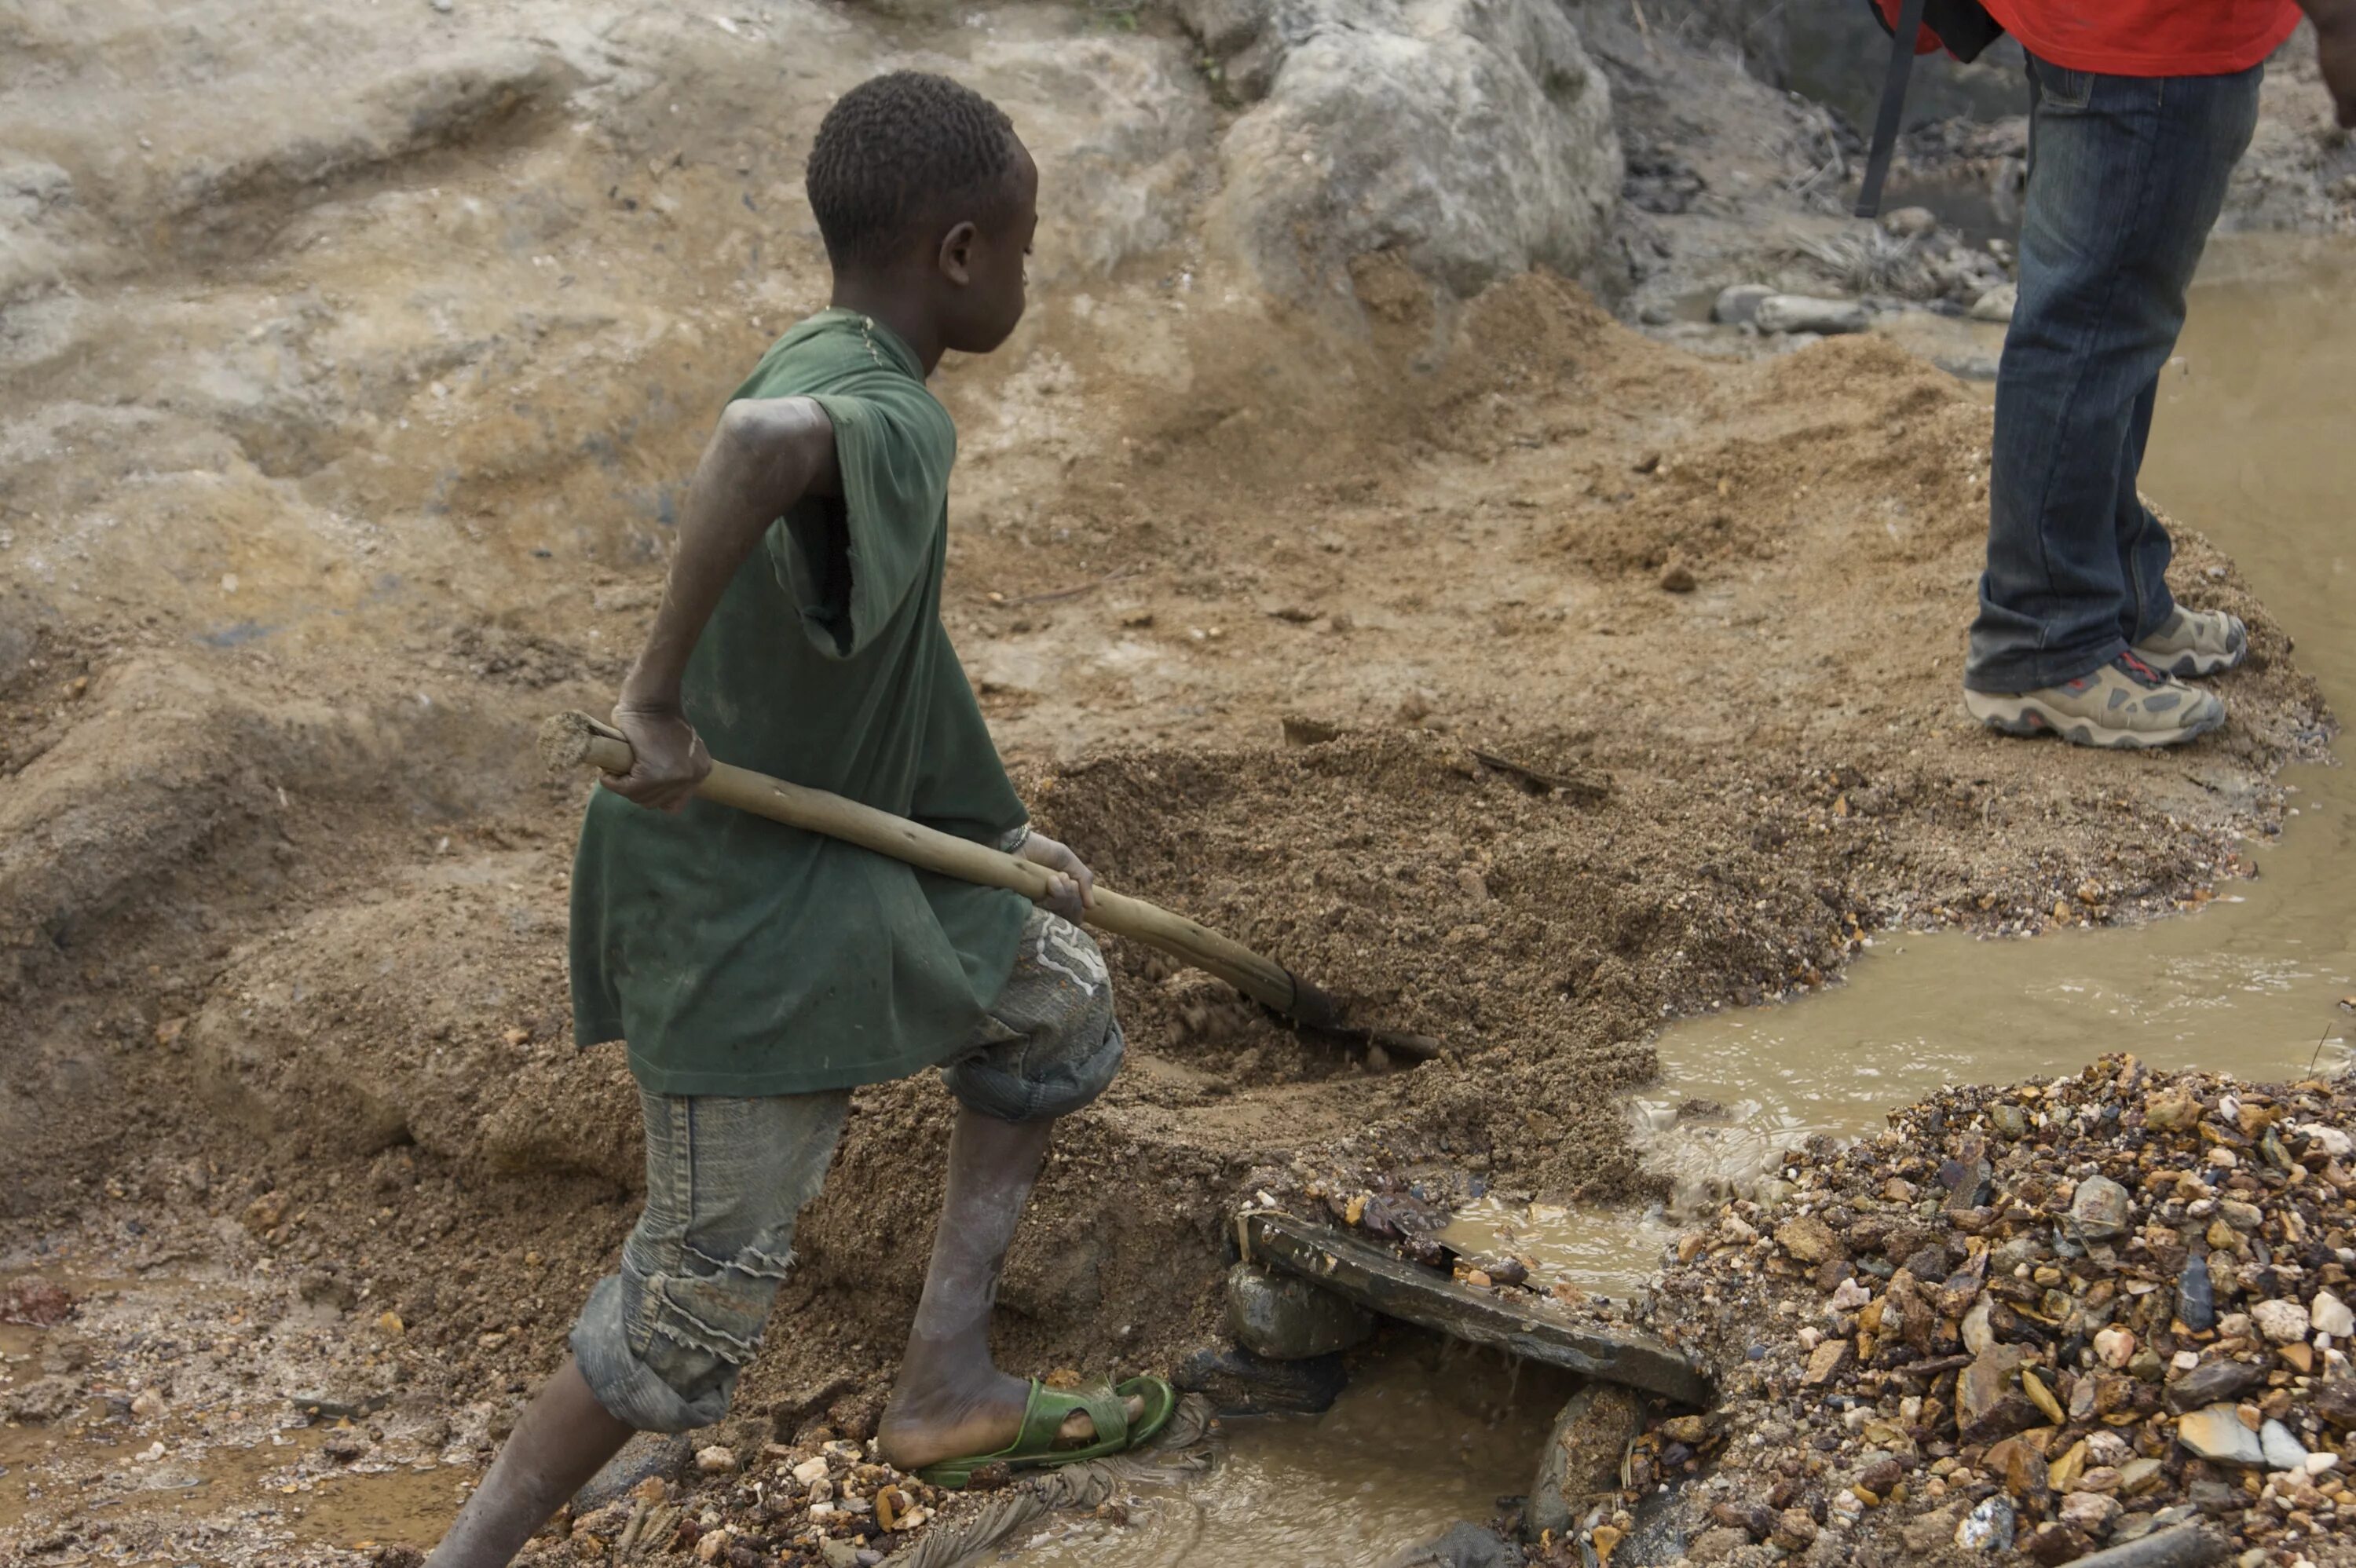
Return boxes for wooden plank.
[1242,1212,1712,1408]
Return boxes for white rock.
[1714,284,1776,326]
[792,1456,831,1486]
[2296,1122,2353,1158]
[2176,1404,2265,1466]
[1881,206,1937,239]
[695,1445,739,1475]
[1755,295,1869,336]
[1208,0,1619,305]
[2306,1452,2341,1476]
[2252,1299,2311,1344]
[2094,1325,2135,1369]
[2310,1290,2354,1338]
[1969,284,2018,323]
[2259,1420,2310,1471]
[1829,1277,1873,1310]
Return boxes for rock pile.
[1626,1056,2354,1568]
[514,1438,955,1568]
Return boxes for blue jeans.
[1963,53,2262,693]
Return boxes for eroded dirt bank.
[0,2,2340,1563]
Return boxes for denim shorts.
[570,908,1123,1431]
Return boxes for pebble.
[2259,1420,2310,1471]
[1969,283,2018,323]
[2177,1404,2266,1466]
[792,1456,831,1486]
[2094,1325,2135,1369]
[1956,1496,2016,1551]
[2251,1299,2310,1344]
[2069,1175,2132,1239]
[2312,1289,2354,1338]
[1754,295,1869,336]
[130,1387,167,1420]
[696,1446,739,1475]
[1712,283,1775,326]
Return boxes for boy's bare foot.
[876,1371,1147,1472]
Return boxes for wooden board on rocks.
[1240,1212,1713,1408]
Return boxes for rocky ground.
[1599,1059,2356,1568]
[3,2,2351,1564]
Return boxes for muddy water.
[1021,237,2356,1566]
[1009,1345,1571,1567]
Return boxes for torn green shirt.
[569,310,1030,1096]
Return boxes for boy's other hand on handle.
[1019,832,1096,922]
[602,703,712,812]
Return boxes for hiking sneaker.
[2132,606,2247,678]
[1964,652,2226,749]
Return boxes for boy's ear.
[938,221,979,286]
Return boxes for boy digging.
[427,72,1171,1568]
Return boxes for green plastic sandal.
[915,1374,1177,1490]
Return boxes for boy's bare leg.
[425,1357,633,1568]
[876,1108,1141,1470]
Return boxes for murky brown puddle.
[0,1265,467,1563]
[1008,233,2356,1566]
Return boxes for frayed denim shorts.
[570,908,1122,1431]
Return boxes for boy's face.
[936,142,1037,355]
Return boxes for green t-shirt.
[569,310,1031,1096]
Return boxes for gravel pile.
[1625,1055,2355,1568]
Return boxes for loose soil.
[0,3,2342,1564]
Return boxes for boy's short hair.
[807,71,1022,270]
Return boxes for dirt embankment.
[0,2,2336,1563]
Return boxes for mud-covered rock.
[1172,1343,1346,1416]
[1225,1262,1376,1359]
[1525,1381,1648,1541]
[1205,0,1619,305]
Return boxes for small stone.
[2259,1420,2310,1471]
[1829,1277,1873,1311]
[376,1310,404,1336]
[2311,1290,2354,1338]
[2117,1457,2164,1496]
[1970,283,2018,323]
[1991,1104,2029,1140]
[2175,1259,2216,1332]
[2252,1299,2310,1343]
[430,0,452,11]
[1592,1523,1625,1562]
[1776,1214,1842,1265]
[2094,1326,2135,1370]
[2177,1403,2266,1465]
[696,1446,738,1475]
[2296,1122,2353,1158]
[1955,1496,2016,1552]
[2069,1175,2132,1241]
[1712,284,1775,326]
[2058,1491,2120,1535]
[1659,562,1697,594]
[1881,206,1937,238]
[792,1457,831,1486]
[2281,1343,2314,1374]
[1959,1347,2039,1443]
[1660,1415,1710,1445]
[1771,1507,1819,1551]
[1963,1296,1996,1356]
[2025,1523,2097,1566]
[2023,1366,2065,1425]
[1802,1337,1851,1386]
[1755,295,1869,336]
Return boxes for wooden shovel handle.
[538,711,1363,1040]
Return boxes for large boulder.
[1190,0,1622,306]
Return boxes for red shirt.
[1981,0,2302,77]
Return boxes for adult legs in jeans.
[1964,55,2260,697]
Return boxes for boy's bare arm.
[2309,0,2356,126]
[603,397,843,810]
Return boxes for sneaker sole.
[2132,644,2246,679]
[1963,691,2226,750]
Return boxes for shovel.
[540,711,1442,1064]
